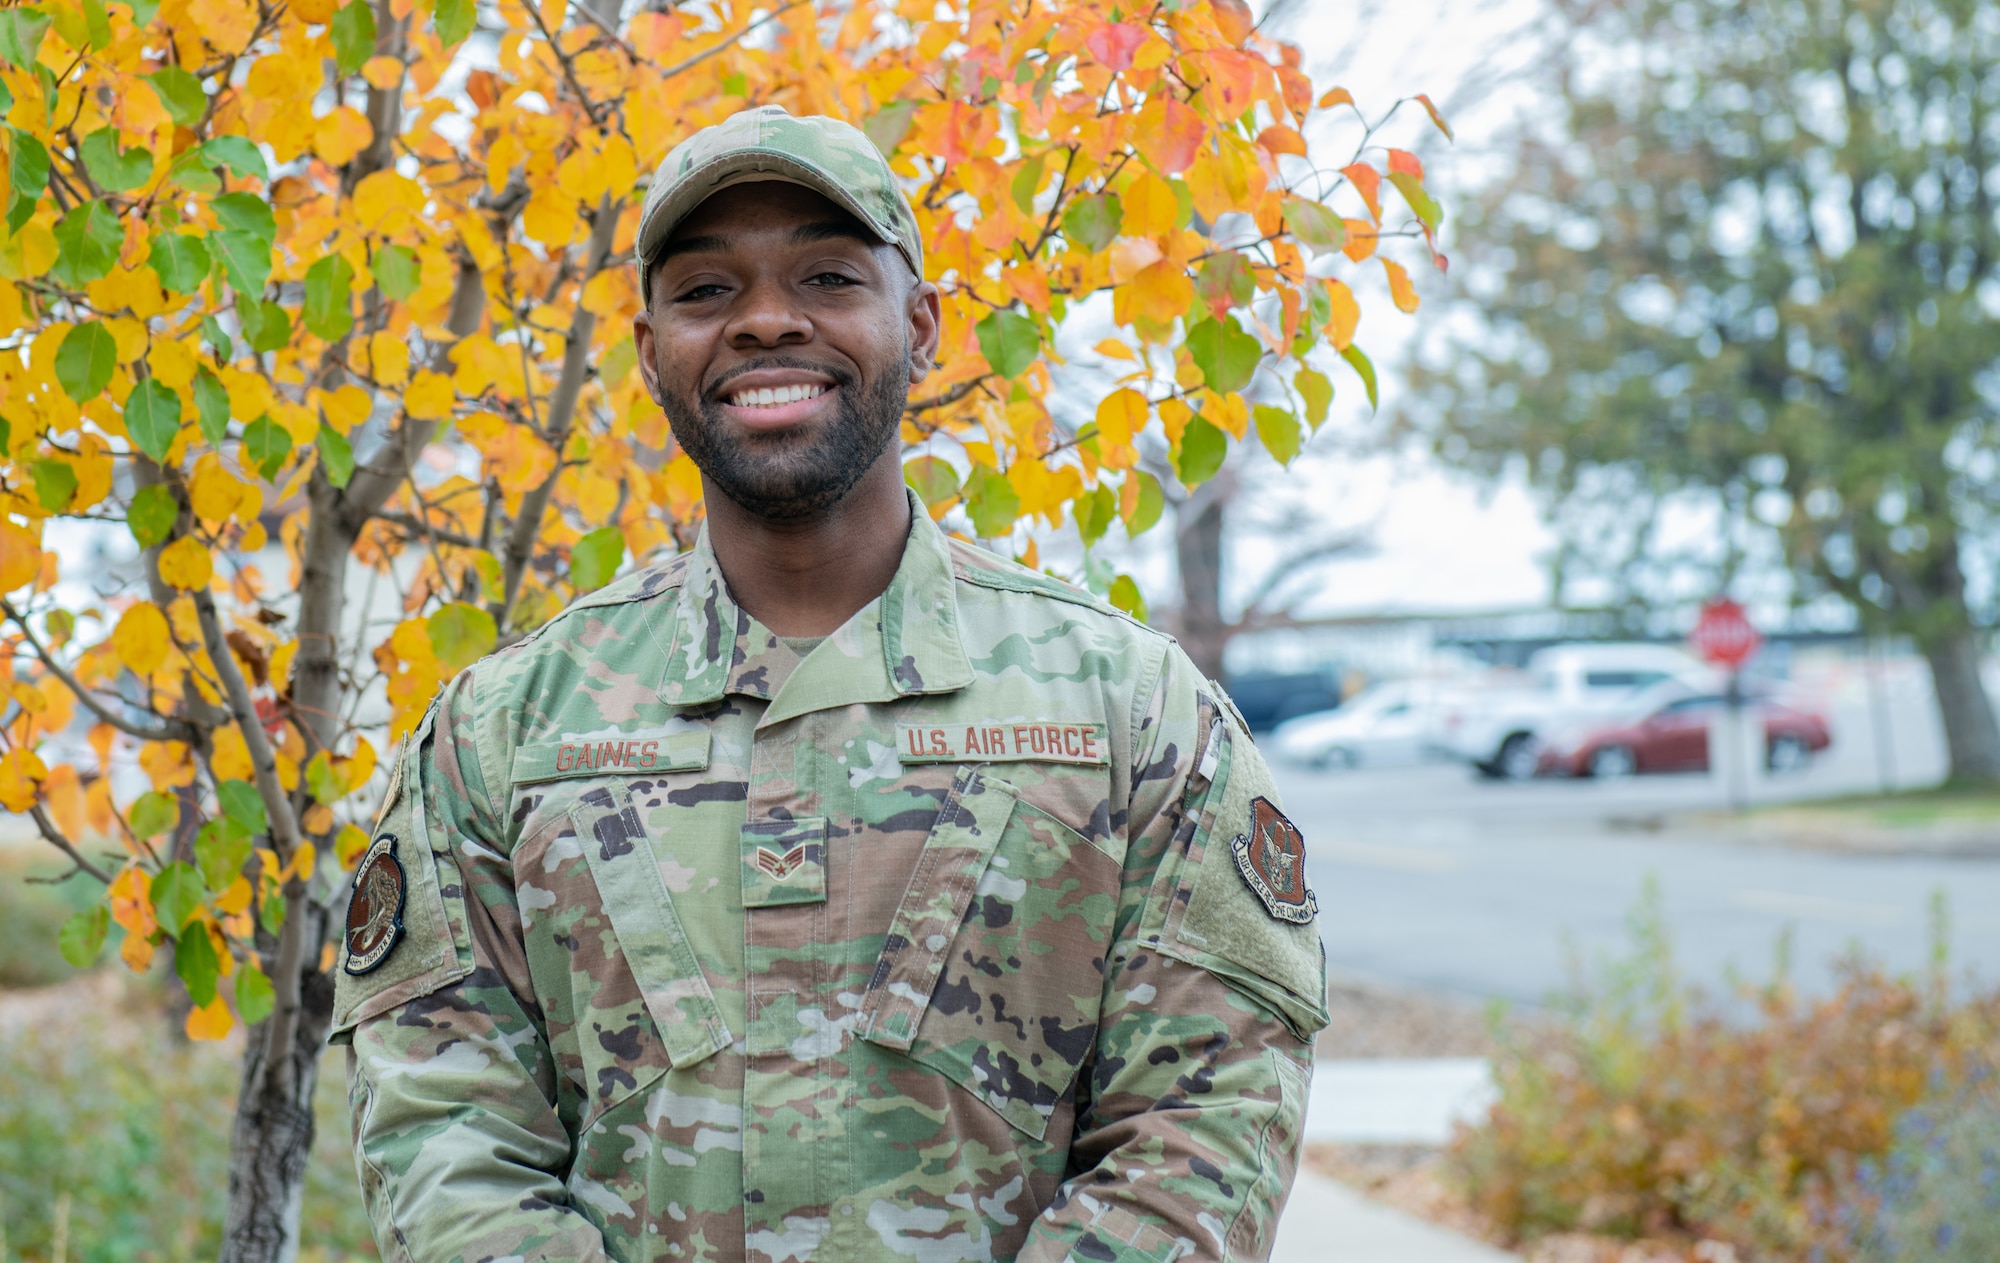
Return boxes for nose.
[723,274,813,349]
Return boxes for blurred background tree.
[0,0,1445,1255]
[1403,0,2000,782]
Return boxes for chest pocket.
[855,767,1120,1139]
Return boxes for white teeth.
[729,383,828,408]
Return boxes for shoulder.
[948,536,1167,644]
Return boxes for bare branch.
[0,597,197,743]
[29,802,112,884]
[652,1,807,84]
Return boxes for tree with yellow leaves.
[0,0,1445,1253]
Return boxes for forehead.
[664,180,874,250]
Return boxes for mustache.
[703,356,856,402]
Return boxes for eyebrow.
[655,220,881,264]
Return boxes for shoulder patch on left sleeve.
[1168,709,1330,1040]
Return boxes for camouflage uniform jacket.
[331,495,1331,1263]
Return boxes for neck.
[700,449,913,637]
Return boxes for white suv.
[1437,643,1719,779]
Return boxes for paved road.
[1274,673,2000,1004]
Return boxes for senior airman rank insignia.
[343,834,407,974]
[1233,797,1316,924]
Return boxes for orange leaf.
[1208,0,1254,45]
[1084,21,1147,73]
[1342,162,1382,222]
[1388,148,1424,180]
[1317,86,1355,110]
[0,519,41,593]
[314,107,373,167]
[1415,94,1455,141]
[1256,126,1308,158]
[1325,279,1360,350]
[1201,49,1266,120]
[1341,219,1377,262]
[404,371,455,421]
[186,995,234,1041]
[113,602,171,676]
[1123,172,1180,240]
[1134,97,1204,176]
[1383,258,1419,313]
[1095,388,1148,448]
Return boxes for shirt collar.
[654,489,974,718]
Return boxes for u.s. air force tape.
[895,721,1108,766]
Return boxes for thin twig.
[0,598,196,743]
[29,803,112,884]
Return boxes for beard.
[660,354,908,523]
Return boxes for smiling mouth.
[725,383,831,409]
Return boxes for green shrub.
[0,992,375,1262]
[0,851,101,989]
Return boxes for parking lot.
[1276,665,2000,1004]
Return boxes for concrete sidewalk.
[1272,1171,1521,1263]
[1267,1058,1521,1261]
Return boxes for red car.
[1537,693,1832,778]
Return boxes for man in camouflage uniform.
[332,105,1330,1263]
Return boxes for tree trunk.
[1173,470,1234,680]
[1918,622,2000,785]
[220,905,336,1263]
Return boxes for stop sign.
[1691,598,1762,670]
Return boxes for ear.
[906,278,943,385]
[633,308,665,406]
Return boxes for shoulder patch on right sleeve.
[332,709,474,1034]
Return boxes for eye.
[806,271,857,289]
[675,282,728,302]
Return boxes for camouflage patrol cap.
[636,105,924,304]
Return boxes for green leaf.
[428,601,497,672]
[372,243,420,301]
[193,368,230,445]
[1195,251,1255,315]
[201,315,233,358]
[1061,193,1122,251]
[54,320,115,403]
[1124,469,1164,536]
[30,458,75,511]
[1183,317,1262,394]
[165,146,221,195]
[195,819,251,891]
[317,423,353,488]
[175,918,219,1004]
[303,253,356,341]
[127,485,177,547]
[234,962,275,1025]
[862,100,918,156]
[240,415,292,479]
[330,0,377,76]
[305,751,342,805]
[211,229,272,296]
[1108,573,1148,622]
[1254,404,1301,465]
[903,455,960,510]
[599,336,636,386]
[129,789,179,839]
[434,0,476,45]
[0,8,51,69]
[151,861,206,934]
[1072,483,1116,546]
[1386,171,1444,232]
[1010,154,1046,216]
[50,199,125,286]
[58,904,108,968]
[239,299,291,353]
[79,128,154,193]
[1284,194,1346,255]
[124,379,182,463]
[1174,415,1227,486]
[146,67,208,128]
[8,128,47,233]
[964,465,1021,538]
[211,192,276,243]
[1296,366,1333,429]
[216,779,268,835]
[200,135,268,181]
[570,526,624,592]
[148,229,210,293]
[1340,343,1379,410]
[975,309,1041,379]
